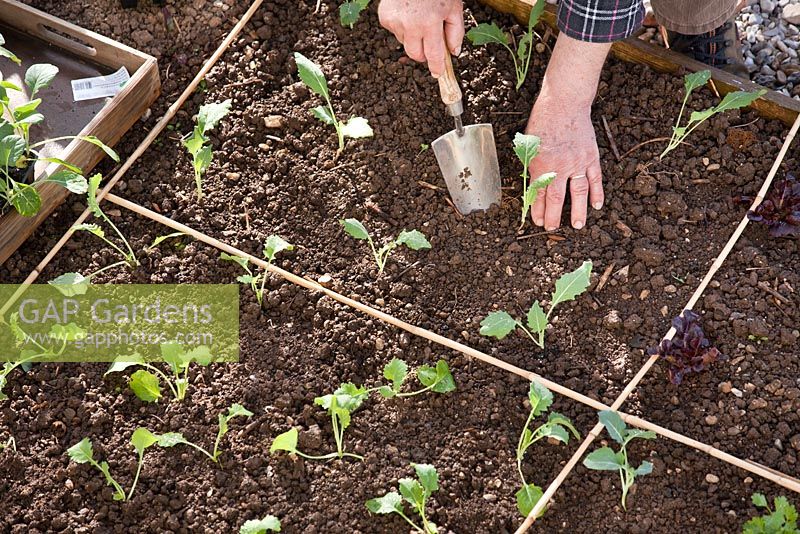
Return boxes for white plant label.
[71,67,130,102]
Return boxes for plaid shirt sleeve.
[556,0,645,43]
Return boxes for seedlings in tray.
[105,343,213,402]
[582,410,656,510]
[660,70,765,159]
[514,381,579,517]
[647,310,726,385]
[372,358,455,399]
[480,260,592,349]
[70,174,138,267]
[220,234,294,306]
[339,0,370,28]
[240,515,282,534]
[340,218,431,276]
[0,63,119,216]
[746,172,800,237]
[181,99,231,199]
[366,463,440,534]
[1,312,85,400]
[466,0,545,90]
[743,493,799,534]
[294,52,373,153]
[67,437,126,501]
[512,133,556,229]
[271,382,368,461]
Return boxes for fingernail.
[546,226,557,232]
[454,45,461,56]
[534,218,544,227]
[573,221,584,230]
[593,202,603,210]
[432,72,441,79]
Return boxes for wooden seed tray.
[479,0,800,126]
[0,0,160,266]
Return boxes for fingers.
[587,160,604,210]
[423,34,447,78]
[403,35,426,63]
[569,175,589,229]
[543,175,568,231]
[444,2,464,56]
[531,185,546,227]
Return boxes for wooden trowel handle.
[438,49,462,111]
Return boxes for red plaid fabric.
[557,0,645,43]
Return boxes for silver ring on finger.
[571,174,587,180]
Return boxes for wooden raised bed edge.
[0,0,160,266]
[479,0,800,126]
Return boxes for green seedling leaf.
[340,218,369,240]
[399,477,425,507]
[528,0,545,27]
[0,135,25,168]
[25,63,59,97]
[530,172,556,192]
[714,89,766,113]
[516,483,544,517]
[129,369,162,402]
[311,105,335,125]
[215,403,253,460]
[382,357,408,396]
[526,301,546,335]
[131,427,158,454]
[635,461,653,476]
[86,174,103,217]
[598,410,626,444]
[551,260,592,307]
[582,446,622,471]
[513,133,541,168]
[0,33,21,65]
[10,183,41,217]
[687,107,716,125]
[546,412,581,440]
[194,145,212,174]
[528,380,553,416]
[263,235,293,263]
[220,252,250,270]
[270,428,299,454]
[341,116,373,139]
[237,274,256,284]
[77,136,120,162]
[684,69,711,93]
[49,272,90,297]
[412,463,439,495]
[49,323,85,343]
[240,515,282,534]
[72,223,105,238]
[294,52,329,99]
[517,32,532,64]
[479,310,517,339]
[339,0,370,27]
[147,232,186,250]
[466,22,509,46]
[366,491,404,514]
[417,360,455,393]
[47,170,88,194]
[624,428,657,442]
[67,437,95,464]
[155,432,190,448]
[752,493,768,508]
[105,354,144,376]
[13,99,42,121]
[396,229,431,250]
[197,99,232,133]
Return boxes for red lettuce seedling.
[647,310,726,385]
[747,173,800,237]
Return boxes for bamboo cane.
[105,191,800,501]
[0,0,264,317]
[516,109,800,532]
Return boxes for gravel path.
[740,0,800,98]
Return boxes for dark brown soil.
[1,0,798,532]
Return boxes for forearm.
[538,33,611,110]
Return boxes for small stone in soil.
[719,381,732,393]
[705,473,720,484]
[705,415,718,425]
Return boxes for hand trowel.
[432,50,501,215]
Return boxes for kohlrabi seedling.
[340,218,430,276]
[514,380,579,517]
[512,133,556,230]
[466,0,545,90]
[67,437,126,501]
[271,382,368,461]
[70,174,138,267]
[0,435,15,451]
[339,0,370,27]
[1,312,85,401]
[294,52,372,153]
[0,32,21,65]
[366,463,440,534]
[661,70,765,159]
[743,493,799,534]
[105,343,213,402]
[0,58,119,216]
[240,515,282,534]
[480,260,592,349]
[220,234,294,306]
[181,99,231,199]
[370,358,455,399]
[582,410,656,509]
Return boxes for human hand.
[378,0,464,78]
[526,91,604,230]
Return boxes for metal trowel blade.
[432,123,501,215]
